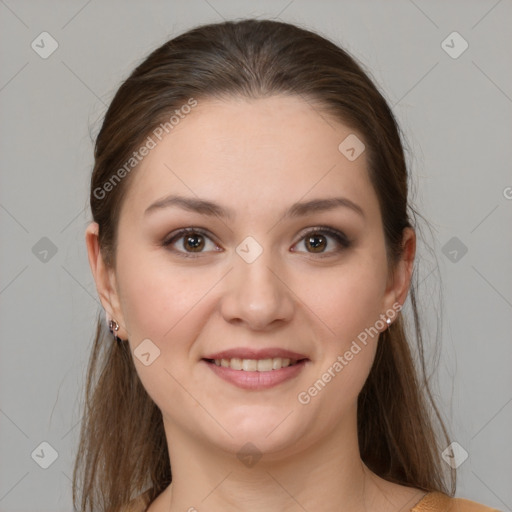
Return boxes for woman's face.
[89,95,413,458]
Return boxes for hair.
[73,18,454,512]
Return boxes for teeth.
[212,357,298,371]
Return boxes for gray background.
[0,1,511,510]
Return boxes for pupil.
[186,234,204,251]
[307,235,326,252]
[183,233,327,253]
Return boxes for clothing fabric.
[124,489,501,511]
[411,491,501,511]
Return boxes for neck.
[150,410,420,512]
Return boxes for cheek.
[295,251,387,404]
[116,250,211,343]
[115,253,214,420]
[306,259,387,345]
[297,270,382,421]
[115,233,388,422]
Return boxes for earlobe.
[85,222,127,337]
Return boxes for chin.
[209,409,306,454]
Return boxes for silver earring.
[108,318,124,343]
[109,318,119,333]
[386,317,391,328]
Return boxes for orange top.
[411,491,501,511]
[125,490,501,511]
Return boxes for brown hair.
[73,18,454,511]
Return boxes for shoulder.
[412,491,502,512]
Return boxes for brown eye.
[163,228,220,258]
[293,227,351,256]
[182,233,205,252]
[305,233,327,253]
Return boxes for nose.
[220,246,295,331]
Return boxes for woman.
[74,19,499,512]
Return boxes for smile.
[205,357,301,371]
[202,358,309,390]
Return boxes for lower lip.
[203,359,308,390]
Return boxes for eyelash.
[162,226,351,259]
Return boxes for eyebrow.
[144,194,365,220]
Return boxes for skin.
[86,95,421,512]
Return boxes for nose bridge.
[221,238,293,329]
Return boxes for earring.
[386,317,392,329]
[108,318,124,343]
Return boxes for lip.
[203,348,309,360]
[202,359,309,390]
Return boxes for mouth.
[202,357,308,371]
[201,349,310,390]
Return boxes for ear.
[85,222,128,339]
[382,227,416,316]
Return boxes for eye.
[162,226,351,259]
[292,227,351,256]
[163,228,221,258]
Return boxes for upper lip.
[203,348,309,361]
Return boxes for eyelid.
[292,226,351,255]
[162,227,221,258]
[296,225,351,245]
[163,225,351,257]
[163,227,215,245]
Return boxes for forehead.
[120,95,379,224]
